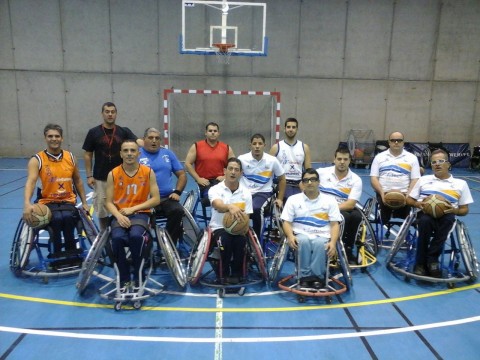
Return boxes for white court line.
[214,296,223,359]
[1,316,479,343]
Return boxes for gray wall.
[1,0,479,161]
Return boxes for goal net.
[163,89,281,160]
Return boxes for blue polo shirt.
[139,147,183,198]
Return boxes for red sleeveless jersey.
[111,164,152,214]
[195,140,229,179]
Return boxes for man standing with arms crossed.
[83,102,142,231]
[270,117,311,201]
[185,122,235,208]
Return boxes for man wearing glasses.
[370,131,421,223]
[406,149,473,277]
[281,168,342,289]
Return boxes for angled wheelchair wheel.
[188,229,211,285]
[77,207,99,244]
[183,190,196,214]
[456,221,479,283]
[268,237,289,283]
[155,227,187,289]
[182,205,202,249]
[76,229,111,294]
[247,229,268,280]
[10,219,35,276]
[336,240,352,290]
[358,210,378,256]
[385,212,417,266]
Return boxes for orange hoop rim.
[212,43,235,53]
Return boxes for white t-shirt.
[370,149,421,192]
[275,140,305,181]
[408,174,473,208]
[208,181,253,231]
[317,165,363,204]
[281,192,342,239]
[238,152,285,194]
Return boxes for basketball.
[29,203,52,229]
[422,194,452,218]
[222,212,250,236]
[384,191,406,209]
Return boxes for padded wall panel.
[389,0,438,80]
[62,0,111,72]
[10,0,63,71]
[385,81,431,142]
[341,80,388,140]
[0,71,20,156]
[435,0,480,81]
[298,0,346,78]
[111,0,159,73]
[344,0,393,79]
[16,72,66,156]
[429,82,477,142]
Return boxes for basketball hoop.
[213,43,235,64]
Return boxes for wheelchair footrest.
[48,248,84,259]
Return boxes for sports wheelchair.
[76,215,187,311]
[276,221,353,304]
[188,227,268,297]
[348,204,378,271]
[386,210,478,288]
[10,204,98,281]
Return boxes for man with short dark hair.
[317,147,363,264]
[184,122,235,207]
[83,102,142,230]
[281,168,342,289]
[238,134,286,238]
[269,118,311,201]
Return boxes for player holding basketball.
[269,118,311,201]
[185,122,235,208]
[407,149,473,277]
[23,124,89,256]
[238,133,286,239]
[105,140,160,288]
[208,157,253,284]
[83,102,143,231]
[281,168,342,289]
[317,146,363,265]
[370,131,421,223]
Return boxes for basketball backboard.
[180,0,268,57]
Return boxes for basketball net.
[213,43,235,64]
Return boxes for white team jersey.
[317,166,363,204]
[208,181,253,231]
[238,152,285,194]
[276,140,305,181]
[281,192,342,239]
[408,174,473,208]
[370,149,421,192]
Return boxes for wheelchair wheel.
[183,190,196,214]
[182,206,202,249]
[336,240,352,290]
[456,221,479,283]
[247,229,268,280]
[78,207,99,244]
[76,229,111,294]
[268,237,289,283]
[358,210,378,256]
[188,230,211,285]
[10,219,35,276]
[154,227,187,289]
[385,212,416,266]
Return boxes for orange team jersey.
[111,164,152,214]
[36,150,77,205]
[195,140,229,179]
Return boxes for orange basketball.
[222,212,250,236]
[422,194,452,219]
[384,191,406,209]
[30,203,52,229]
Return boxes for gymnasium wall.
[0,0,479,162]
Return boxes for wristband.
[173,190,182,196]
